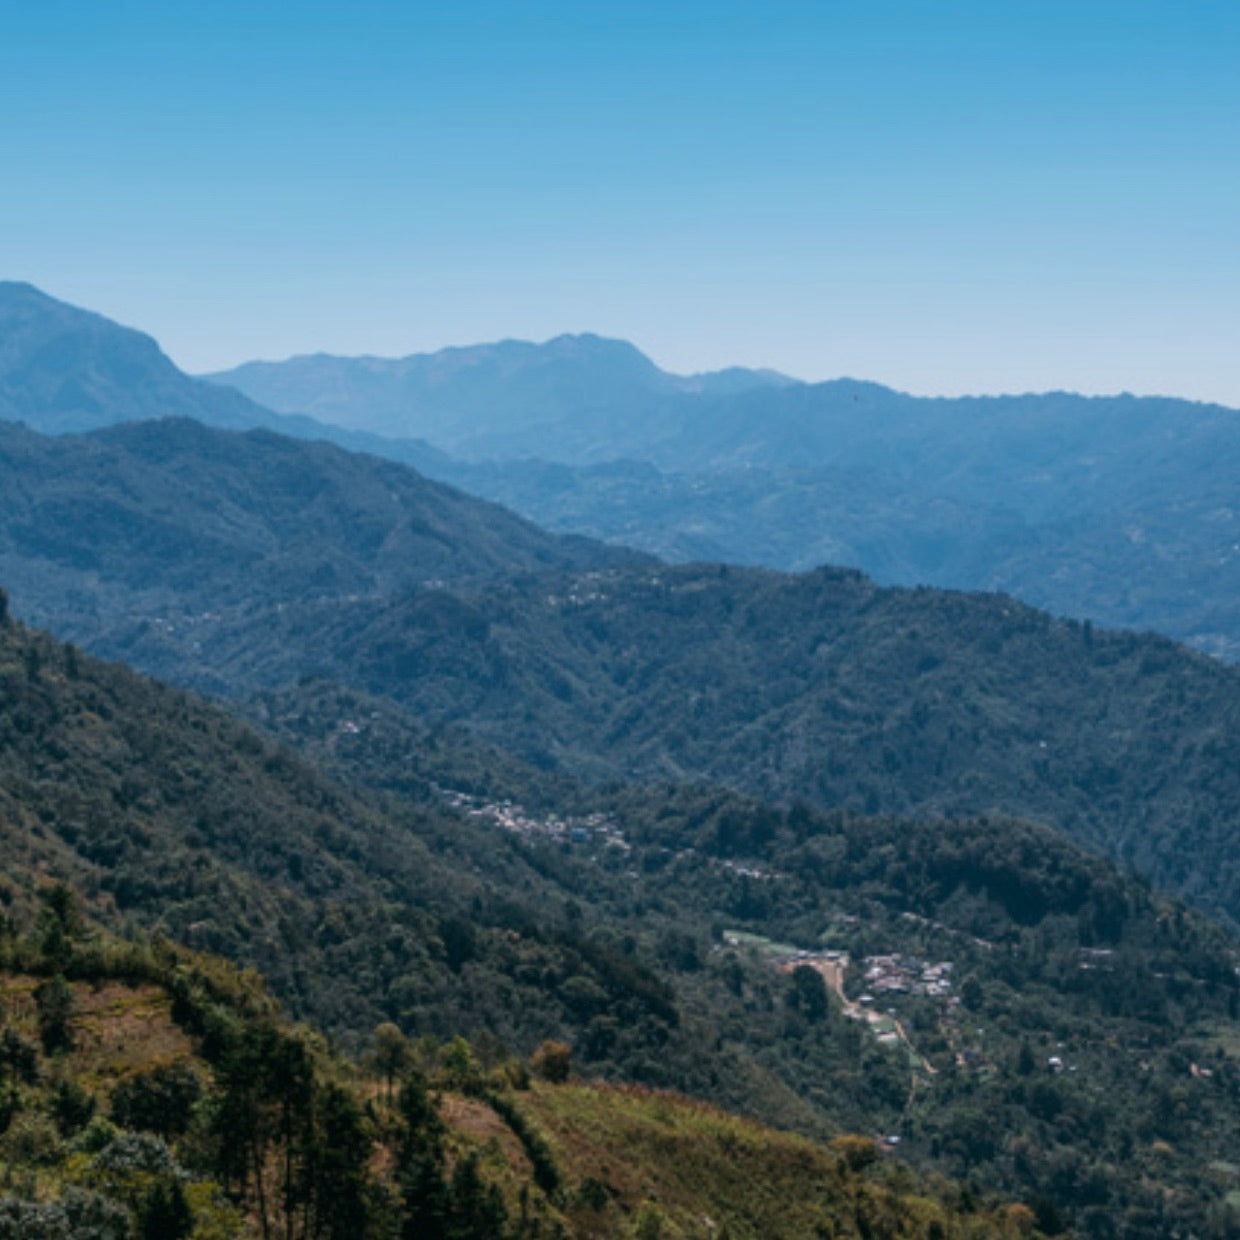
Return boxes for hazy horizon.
[3,1,1236,404]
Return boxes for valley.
[2,287,1240,1236]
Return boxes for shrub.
[530,1040,572,1084]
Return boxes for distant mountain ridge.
[0,280,458,474]
[9,281,1240,660]
[213,335,1240,661]
[207,332,799,459]
[0,280,296,435]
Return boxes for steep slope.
[0,418,643,653]
[0,281,295,436]
[63,554,1240,926]
[0,916,1043,1240]
[448,455,1025,587]
[0,281,459,478]
[0,604,693,1054]
[5,607,1240,1236]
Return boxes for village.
[720,932,957,1072]
[436,788,988,1085]
[437,787,631,851]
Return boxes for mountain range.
[208,334,797,460]
[206,313,1240,661]
[7,280,1240,658]
[6,280,1240,1234]
[3,400,1240,941]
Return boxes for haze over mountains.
[210,335,797,459]
[3,370,1240,932]
[7,280,1240,658]
[0,280,454,474]
[209,316,1240,661]
[8,279,1240,1235]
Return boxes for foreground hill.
[5,607,1240,1235]
[0,910,1044,1240]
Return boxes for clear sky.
[2,1,1237,402]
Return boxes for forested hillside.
[5,903,1041,1240]
[4,606,1240,1235]
[0,418,641,663]
[38,545,1239,926]
[3,416,1240,924]
[5,416,1240,922]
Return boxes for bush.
[831,1133,879,1173]
[530,1040,572,1084]
[0,1111,63,1166]
[0,1190,130,1240]
[93,1131,181,1177]
[51,1077,96,1136]
[33,977,75,1055]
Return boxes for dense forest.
[74,551,1240,924]
[5,418,1240,925]
[4,605,1240,1235]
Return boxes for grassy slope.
[517,1080,1038,1240]
[0,933,1043,1240]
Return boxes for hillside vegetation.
[5,608,1240,1234]
[0,418,637,641]
[4,416,1240,921]
[58,552,1240,925]
[0,876,1052,1238]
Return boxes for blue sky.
[2,1,1237,402]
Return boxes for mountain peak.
[0,279,54,302]
[0,282,344,440]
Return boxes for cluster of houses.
[439,788,629,850]
[719,858,780,880]
[857,954,954,1003]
